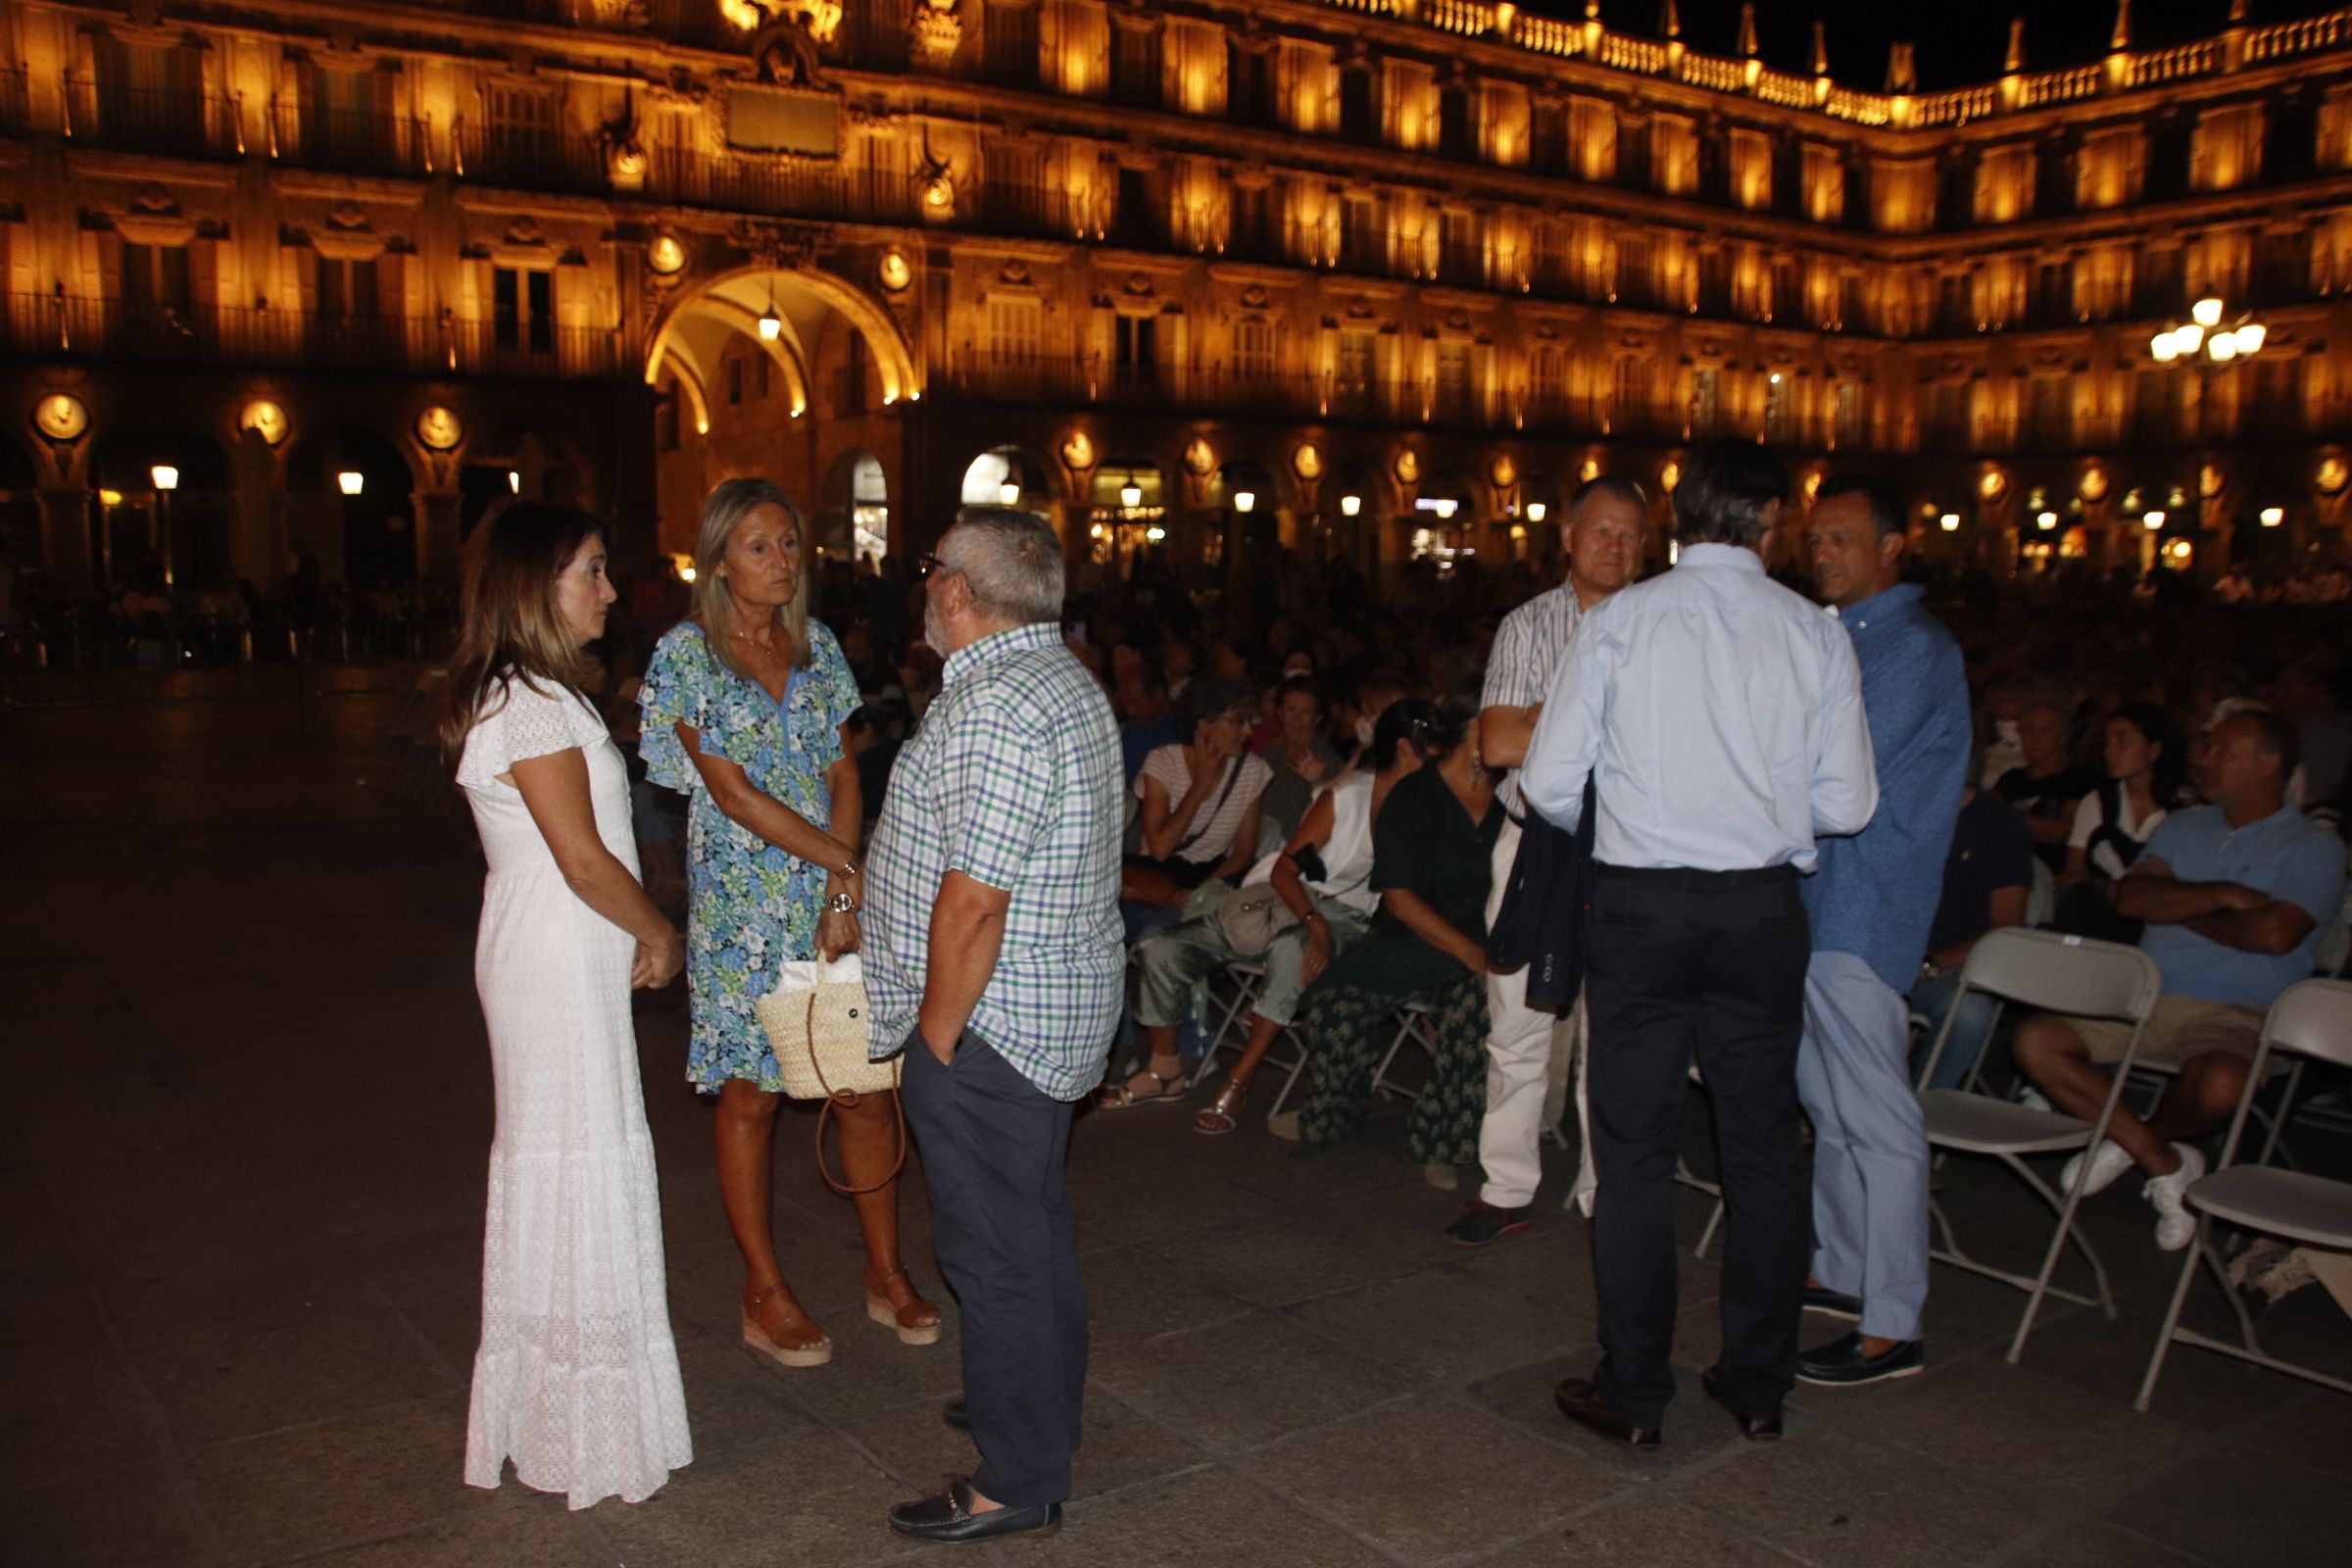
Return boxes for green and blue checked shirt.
[860,622,1126,1100]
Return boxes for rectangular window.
[2077,126,2145,209]
[1833,382,1863,448]
[1342,196,1383,271]
[1434,338,1472,421]
[483,83,560,169]
[727,356,744,405]
[1114,314,1157,382]
[1529,343,1564,413]
[2028,377,2069,447]
[493,267,554,353]
[2191,104,2264,192]
[1803,144,1844,222]
[1340,69,1373,141]
[1974,144,2036,223]
[1338,329,1376,392]
[1762,374,1790,443]
[1690,368,1720,433]
[1728,128,1774,210]
[1111,24,1159,105]
[1616,234,1651,306]
[1652,115,1698,195]
[316,256,379,322]
[987,295,1042,369]
[1233,317,1275,381]
[120,241,193,314]
[985,1,1040,86]
[1612,357,1653,428]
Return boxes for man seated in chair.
[2014,711,2344,1251]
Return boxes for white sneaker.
[2143,1144,2208,1252]
[2017,1087,2054,1114]
[2060,1139,2134,1197]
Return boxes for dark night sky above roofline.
[1516,1,2345,93]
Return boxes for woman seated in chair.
[1278,685,1504,1187]
[1102,698,1432,1122]
[1119,674,1271,928]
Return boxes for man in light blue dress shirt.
[1521,440,1878,1449]
[1791,475,1970,1389]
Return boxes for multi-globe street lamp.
[2146,296,2264,574]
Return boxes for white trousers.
[1476,817,1598,1210]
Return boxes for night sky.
[1523,0,2348,91]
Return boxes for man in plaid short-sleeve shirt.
[862,507,1122,1545]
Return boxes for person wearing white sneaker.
[2014,712,2343,1251]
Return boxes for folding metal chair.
[1187,960,1313,1117]
[1373,1002,1436,1103]
[2135,978,2352,1410]
[1915,927,2162,1363]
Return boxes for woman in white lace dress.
[434,503,693,1508]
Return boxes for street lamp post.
[150,463,180,587]
[2148,295,2263,580]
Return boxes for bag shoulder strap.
[1174,756,1246,856]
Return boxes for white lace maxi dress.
[456,677,693,1508]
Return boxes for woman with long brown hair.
[639,477,939,1368]
[434,502,692,1508]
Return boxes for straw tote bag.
[754,956,906,1196]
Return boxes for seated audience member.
[1105,700,1436,1122]
[1256,675,1347,841]
[1279,688,1503,1188]
[2272,659,2350,808]
[1121,673,1273,928]
[1913,745,2036,1092]
[1333,669,1412,769]
[1994,692,2097,874]
[1117,664,1175,785]
[1163,636,1200,700]
[2054,703,2177,941]
[2014,711,2346,1250]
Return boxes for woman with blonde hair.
[639,477,939,1368]
[434,502,692,1507]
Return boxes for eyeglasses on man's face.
[917,553,956,581]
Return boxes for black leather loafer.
[1552,1377,1660,1450]
[1699,1365,1784,1441]
[1802,1284,1863,1320]
[1796,1331,1926,1387]
[888,1480,1062,1543]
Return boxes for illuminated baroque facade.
[7,0,2352,597]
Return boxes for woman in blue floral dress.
[640,478,940,1368]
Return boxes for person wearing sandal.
[639,478,940,1371]
[1102,675,1273,1105]
[1285,684,1506,1186]
[1161,698,1434,1134]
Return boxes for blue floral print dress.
[639,619,860,1093]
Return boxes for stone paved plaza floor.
[3,668,2348,1568]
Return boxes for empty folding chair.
[1914,927,2162,1363]
[2135,978,2352,1410]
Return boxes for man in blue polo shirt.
[1791,475,1971,1389]
[2017,710,2345,1250]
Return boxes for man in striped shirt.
[1446,476,1643,1245]
[863,507,1124,1544]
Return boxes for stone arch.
[646,262,916,416]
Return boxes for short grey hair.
[945,506,1065,623]
[1567,474,1647,521]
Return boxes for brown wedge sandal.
[742,1280,832,1369]
[865,1267,944,1347]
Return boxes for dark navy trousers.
[899,1030,1087,1507]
